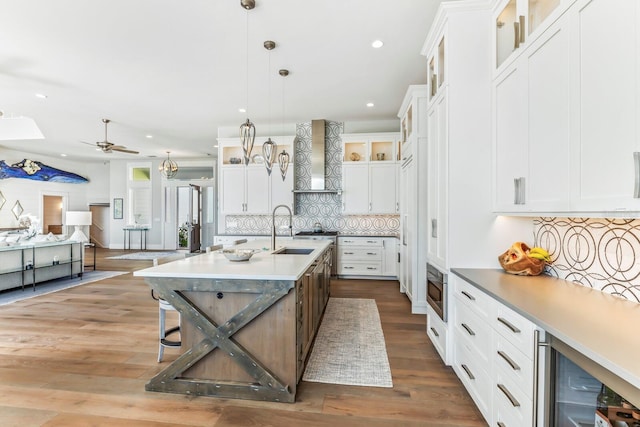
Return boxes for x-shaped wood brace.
[145,277,296,402]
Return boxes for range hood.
[293,119,341,194]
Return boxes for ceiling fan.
[83,118,139,154]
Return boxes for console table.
[122,226,149,251]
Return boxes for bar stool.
[151,253,186,362]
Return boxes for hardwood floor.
[0,248,487,426]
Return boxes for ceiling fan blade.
[111,146,139,154]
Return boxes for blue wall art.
[0,159,88,183]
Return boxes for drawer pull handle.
[461,290,476,301]
[344,266,354,270]
[366,252,378,255]
[366,240,377,243]
[461,364,475,380]
[497,383,520,408]
[366,267,377,270]
[497,422,507,427]
[430,327,439,337]
[461,323,475,336]
[497,317,521,333]
[344,252,354,255]
[497,350,521,371]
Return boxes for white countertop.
[134,239,331,281]
[452,268,640,394]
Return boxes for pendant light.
[262,40,277,175]
[159,151,178,179]
[239,0,256,166]
[277,69,290,181]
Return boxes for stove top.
[295,231,338,236]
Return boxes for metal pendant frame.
[278,149,290,181]
[262,138,277,175]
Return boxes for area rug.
[105,251,184,261]
[302,298,393,388]
[0,271,126,306]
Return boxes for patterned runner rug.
[303,297,393,388]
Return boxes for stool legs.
[158,301,181,362]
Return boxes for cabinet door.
[342,164,369,214]
[369,163,397,214]
[427,93,448,270]
[525,14,570,211]
[220,167,246,214]
[382,237,398,277]
[493,64,527,212]
[271,167,294,210]
[570,0,640,212]
[245,167,270,214]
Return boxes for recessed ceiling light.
[35,93,48,99]
[146,135,153,139]
[239,108,246,113]
[371,40,384,49]
[366,102,375,107]
[60,153,67,157]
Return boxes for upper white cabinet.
[494,0,568,71]
[493,0,640,215]
[218,136,294,214]
[493,11,570,213]
[341,133,399,215]
[569,0,640,212]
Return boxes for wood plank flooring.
[0,248,487,426]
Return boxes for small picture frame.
[113,198,123,219]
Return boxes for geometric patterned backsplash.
[224,120,400,236]
[534,217,640,303]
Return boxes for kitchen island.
[134,239,332,403]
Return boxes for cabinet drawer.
[339,237,383,247]
[493,330,534,399]
[339,248,382,260]
[427,308,447,361]
[492,302,536,358]
[454,297,492,365]
[455,339,492,422]
[493,369,533,427]
[451,274,493,320]
[338,262,382,275]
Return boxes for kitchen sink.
[272,247,315,255]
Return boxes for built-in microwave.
[426,263,447,322]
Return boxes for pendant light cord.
[245,10,249,118]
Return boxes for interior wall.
[0,148,108,230]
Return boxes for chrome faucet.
[271,204,293,251]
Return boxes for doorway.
[42,195,64,235]
[176,184,201,252]
[89,204,110,248]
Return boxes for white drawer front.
[492,303,536,359]
[338,262,382,275]
[339,237,383,247]
[493,330,534,399]
[493,369,533,427]
[455,339,492,423]
[339,247,383,260]
[451,274,493,320]
[454,297,492,365]
[427,308,447,361]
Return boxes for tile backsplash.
[224,120,400,236]
[535,217,640,303]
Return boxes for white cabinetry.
[451,273,544,427]
[381,237,398,277]
[337,236,396,279]
[493,11,570,213]
[341,133,399,215]
[569,0,640,212]
[493,0,640,215]
[218,137,294,215]
[398,86,427,313]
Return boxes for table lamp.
[66,211,92,243]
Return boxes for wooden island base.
[139,242,333,403]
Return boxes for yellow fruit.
[529,252,548,261]
[529,247,550,257]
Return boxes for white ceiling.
[0,0,444,162]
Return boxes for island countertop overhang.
[134,239,331,281]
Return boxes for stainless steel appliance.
[294,231,337,276]
[426,263,447,321]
